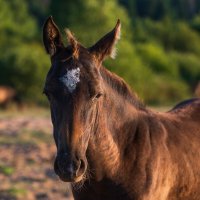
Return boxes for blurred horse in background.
[43,17,200,200]
[0,86,16,108]
[195,82,200,97]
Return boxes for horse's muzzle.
[54,154,86,182]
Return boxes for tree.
[50,0,133,44]
[0,0,49,104]
[119,0,200,20]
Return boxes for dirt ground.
[0,108,73,200]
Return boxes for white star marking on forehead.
[59,68,80,93]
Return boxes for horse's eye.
[95,93,102,99]
[90,88,103,101]
[93,93,103,101]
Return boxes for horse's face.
[43,16,120,182]
[44,48,103,182]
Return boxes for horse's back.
[166,98,200,122]
[163,98,200,143]
[169,98,200,113]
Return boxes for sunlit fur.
[43,17,200,200]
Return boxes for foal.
[43,17,200,200]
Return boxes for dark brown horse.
[43,16,200,200]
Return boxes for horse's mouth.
[73,174,84,183]
[54,160,85,183]
[57,173,84,183]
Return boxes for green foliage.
[171,52,200,88]
[2,43,49,103]
[120,0,200,20]
[146,75,190,104]
[136,42,178,76]
[0,0,49,104]
[133,18,200,54]
[191,15,200,33]
[167,22,200,54]
[50,0,132,46]
[0,0,37,42]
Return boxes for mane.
[100,66,145,110]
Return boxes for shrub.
[0,43,49,104]
[133,19,200,55]
[136,42,179,77]
[171,52,200,89]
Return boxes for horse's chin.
[58,174,84,183]
[74,175,84,183]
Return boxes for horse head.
[43,16,121,183]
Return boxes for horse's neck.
[85,70,155,198]
[88,78,142,181]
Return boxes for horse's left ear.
[89,19,121,63]
[43,16,64,57]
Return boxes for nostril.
[76,159,85,177]
[79,159,85,171]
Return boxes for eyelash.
[92,93,103,102]
[95,93,102,99]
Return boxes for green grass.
[0,106,50,118]
[0,134,37,147]
[0,129,52,146]
[0,187,27,198]
[30,131,52,143]
[0,165,15,176]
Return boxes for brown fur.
[0,86,15,104]
[43,17,200,200]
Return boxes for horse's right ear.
[43,16,64,57]
[89,19,121,63]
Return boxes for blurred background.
[0,0,200,199]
